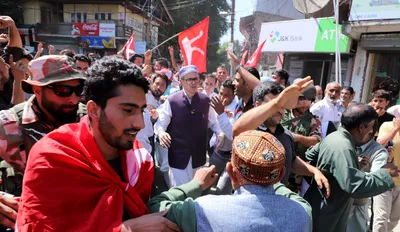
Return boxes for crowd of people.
[0,14,400,232]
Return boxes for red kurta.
[16,115,154,231]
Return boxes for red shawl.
[16,115,154,232]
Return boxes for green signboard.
[314,18,350,53]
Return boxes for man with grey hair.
[155,65,223,187]
[310,82,342,126]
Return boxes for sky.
[220,0,256,44]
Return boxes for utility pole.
[230,0,236,77]
[231,0,235,43]
[146,0,153,47]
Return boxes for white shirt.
[210,97,238,149]
[146,92,162,109]
[154,91,221,136]
[216,97,239,141]
[202,90,218,99]
[310,98,342,123]
[136,109,154,153]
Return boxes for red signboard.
[71,23,99,36]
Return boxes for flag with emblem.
[245,39,266,68]
[123,33,135,60]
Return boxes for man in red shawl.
[16,56,181,231]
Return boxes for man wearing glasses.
[0,55,86,229]
[155,65,223,187]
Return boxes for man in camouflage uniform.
[281,81,322,192]
[0,55,86,228]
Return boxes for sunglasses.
[46,84,84,97]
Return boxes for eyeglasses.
[185,77,199,84]
[46,84,84,97]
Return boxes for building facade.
[21,0,173,56]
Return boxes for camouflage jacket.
[0,96,86,173]
[281,110,322,159]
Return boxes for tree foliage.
[0,0,24,24]
[158,0,230,73]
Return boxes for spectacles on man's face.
[46,84,84,97]
[185,77,199,84]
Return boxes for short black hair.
[221,80,234,94]
[156,58,169,69]
[74,54,91,66]
[342,86,354,95]
[341,103,378,131]
[274,69,289,85]
[244,66,260,80]
[129,54,143,63]
[84,56,149,109]
[253,81,284,104]
[372,89,390,101]
[150,73,170,86]
[59,49,75,58]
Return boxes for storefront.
[258,17,353,89]
[343,0,400,104]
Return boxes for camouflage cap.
[232,130,286,185]
[22,55,86,94]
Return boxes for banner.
[258,18,350,53]
[350,0,400,21]
[178,17,209,73]
[99,24,116,37]
[72,23,99,36]
[72,23,115,37]
[78,36,115,48]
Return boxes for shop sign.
[72,23,115,37]
[259,18,350,53]
[72,23,99,36]
[99,23,116,37]
[78,36,115,48]
[350,0,400,21]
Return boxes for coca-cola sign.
[71,23,100,36]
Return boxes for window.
[71,12,87,23]
[95,12,112,21]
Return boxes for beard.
[151,89,163,99]
[98,110,137,150]
[41,95,78,124]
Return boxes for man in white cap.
[155,65,223,187]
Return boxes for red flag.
[178,17,209,72]
[245,39,266,68]
[240,50,248,65]
[123,33,135,60]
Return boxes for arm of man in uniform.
[333,148,395,199]
[233,77,313,138]
[273,183,312,224]
[292,118,322,147]
[147,166,217,232]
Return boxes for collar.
[337,127,357,150]
[234,184,275,195]
[257,123,285,135]
[238,96,254,111]
[21,96,41,125]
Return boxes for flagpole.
[151,33,180,51]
